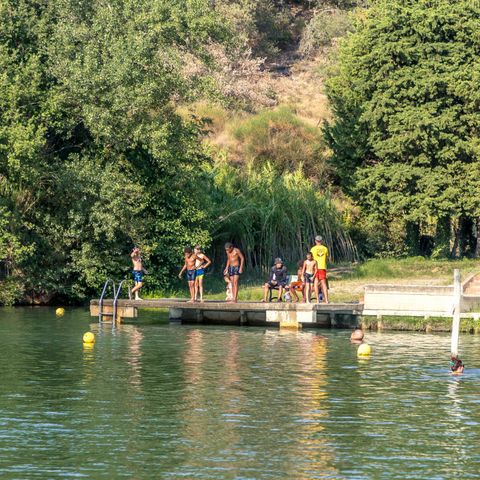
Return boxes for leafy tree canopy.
[326,0,480,255]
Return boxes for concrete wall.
[364,285,455,315]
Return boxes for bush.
[232,106,329,181]
[300,8,353,56]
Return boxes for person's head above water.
[450,355,464,374]
[350,327,364,342]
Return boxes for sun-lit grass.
[143,258,480,304]
[329,257,480,303]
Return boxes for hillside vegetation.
[1,0,479,305]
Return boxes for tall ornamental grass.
[211,161,357,271]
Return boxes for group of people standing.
[262,235,329,304]
[130,236,328,304]
[179,242,245,303]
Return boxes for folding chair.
[268,275,291,302]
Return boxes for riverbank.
[146,257,480,304]
[360,315,480,334]
[141,257,480,333]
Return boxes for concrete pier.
[90,298,363,328]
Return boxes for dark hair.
[224,242,233,249]
[297,260,304,268]
[450,355,464,372]
[306,252,313,257]
[184,246,192,254]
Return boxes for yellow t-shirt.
[311,244,328,270]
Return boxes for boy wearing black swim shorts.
[301,252,317,304]
[178,247,198,303]
[223,243,245,303]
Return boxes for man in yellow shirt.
[310,235,328,304]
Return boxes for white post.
[451,269,461,355]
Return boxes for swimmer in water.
[450,355,464,375]
[350,327,364,343]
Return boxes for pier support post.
[169,308,183,322]
[451,269,461,355]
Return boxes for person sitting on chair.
[290,260,305,303]
[263,258,288,303]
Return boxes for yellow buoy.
[357,343,372,357]
[56,307,65,317]
[83,331,95,344]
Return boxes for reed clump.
[211,160,357,272]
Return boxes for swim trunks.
[304,272,314,284]
[228,266,241,276]
[196,268,205,278]
[290,280,304,290]
[267,280,287,288]
[186,269,196,282]
[132,270,144,283]
[315,269,327,281]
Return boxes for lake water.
[1,308,480,479]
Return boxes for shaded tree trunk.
[405,221,420,256]
[450,218,460,258]
[434,216,451,258]
[475,217,480,258]
[459,216,475,257]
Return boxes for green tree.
[0,0,234,304]
[325,0,480,257]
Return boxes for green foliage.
[0,0,231,304]
[211,160,357,271]
[326,0,480,256]
[215,0,293,57]
[300,8,353,56]
[233,106,329,181]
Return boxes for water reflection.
[295,333,338,479]
[3,310,480,479]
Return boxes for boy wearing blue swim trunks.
[224,243,245,303]
[131,247,147,300]
[178,247,198,302]
[193,245,212,303]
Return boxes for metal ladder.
[98,278,128,325]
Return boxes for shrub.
[232,106,329,181]
[299,9,353,57]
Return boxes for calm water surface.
[1,307,480,479]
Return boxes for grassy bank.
[143,257,480,303]
[361,316,480,334]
